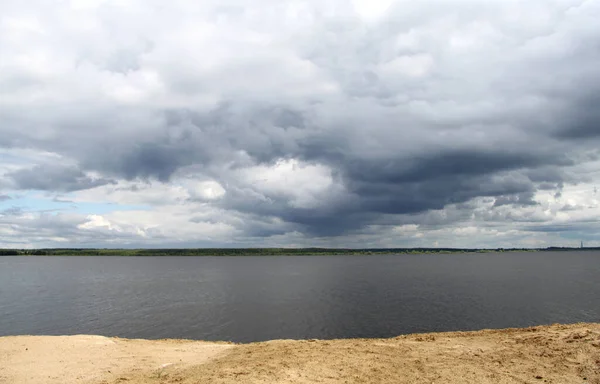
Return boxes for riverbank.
[3,247,592,256]
[1,323,599,383]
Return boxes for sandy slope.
[0,335,233,384]
[1,323,599,384]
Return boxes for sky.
[1,0,600,249]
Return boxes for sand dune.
[1,323,599,383]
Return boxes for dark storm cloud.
[38,94,589,237]
[341,150,572,185]
[274,206,373,237]
[6,164,115,192]
[207,141,568,235]
[112,142,195,182]
[555,92,600,139]
[525,167,568,184]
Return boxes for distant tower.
[581,241,584,249]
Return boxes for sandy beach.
[1,323,599,384]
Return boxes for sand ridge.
[1,323,599,383]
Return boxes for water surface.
[1,252,598,342]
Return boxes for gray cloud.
[555,92,600,139]
[1,0,600,246]
[6,164,115,192]
[0,206,23,216]
[493,191,538,208]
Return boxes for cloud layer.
[1,0,600,248]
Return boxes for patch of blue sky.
[0,192,149,215]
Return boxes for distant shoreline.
[1,247,598,256]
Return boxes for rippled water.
[1,252,599,342]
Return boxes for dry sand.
[1,323,599,384]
